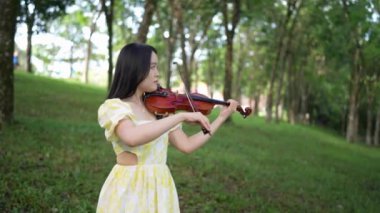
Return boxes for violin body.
[143,87,215,116]
[143,86,252,118]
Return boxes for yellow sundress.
[97,98,181,213]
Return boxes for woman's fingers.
[184,112,211,132]
[196,112,210,132]
[202,114,211,131]
[218,99,239,120]
[227,99,239,111]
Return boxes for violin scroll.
[236,105,252,118]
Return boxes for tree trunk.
[222,0,240,102]
[274,0,303,123]
[266,19,287,122]
[193,62,199,92]
[286,49,293,124]
[345,50,361,142]
[84,24,95,83]
[101,0,114,90]
[274,32,290,123]
[234,35,245,102]
[190,54,197,91]
[172,0,190,91]
[341,107,347,136]
[206,49,215,98]
[70,46,74,78]
[136,0,156,43]
[188,14,214,92]
[296,53,308,124]
[299,78,308,124]
[275,48,290,123]
[0,0,19,129]
[287,66,296,124]
[374,108,380,146]
[179,28,190,91]
[84,34,93,83]
[107,19,113,90]
[84,9,102,84]
[154,2,176,89]
[26,16,34,73]
[253,94,260,116]
[173,0,215,92]
[224,37,233,100]
[365,94,374,145]
[165,44,174,89]
[366,107,373,145]
[342,0,362,143]
[164,14,176,90]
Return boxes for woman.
[97,42,238,212]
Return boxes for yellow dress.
[97,99,181,213]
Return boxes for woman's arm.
[116,112,211,147]
[168,99,238,154]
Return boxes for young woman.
[97,42,238,212]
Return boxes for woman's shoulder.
[102,98,123,104]
[98,98,136,122]
[100,98,129,108]
[98,98,133,114]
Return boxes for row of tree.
[1,0,379,145]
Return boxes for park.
[1,0,379,212]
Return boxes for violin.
[143,85,252,119]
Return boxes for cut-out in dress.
[97,99,181,213]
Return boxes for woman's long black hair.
[107,42,157,99]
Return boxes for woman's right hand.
[181,112,211,132]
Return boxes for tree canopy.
[1,0,380,144]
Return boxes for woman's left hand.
[218,99,239,120]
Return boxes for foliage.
[113,0,139,49]
[18,0,75,33]
[33,43,60,75]
[11,0,380,139]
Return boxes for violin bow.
[173,62,211,135]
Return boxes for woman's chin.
[152,84,160,91]
[147,87,158,92]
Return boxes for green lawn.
[1,72,379,212]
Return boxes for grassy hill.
[1,72,379,212]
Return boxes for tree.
[50,0,98,81]
[156,0,178,89]
[340,0,370,142]
[101,0,115,90]
[362,5,380,145]
[136,0,156,43]
[33,43,60,76]
[19,0,74,73]
[82,0,102,83]
[113,0,136,48]
[221,0,240,101]
[170,0,218,92]
[264,0,303,122]
[0,0,19,129]
[202,28,224,99]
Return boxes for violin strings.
[173,62,197,112]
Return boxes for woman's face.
[138,52,159,92]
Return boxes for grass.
[1,72,379,212]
